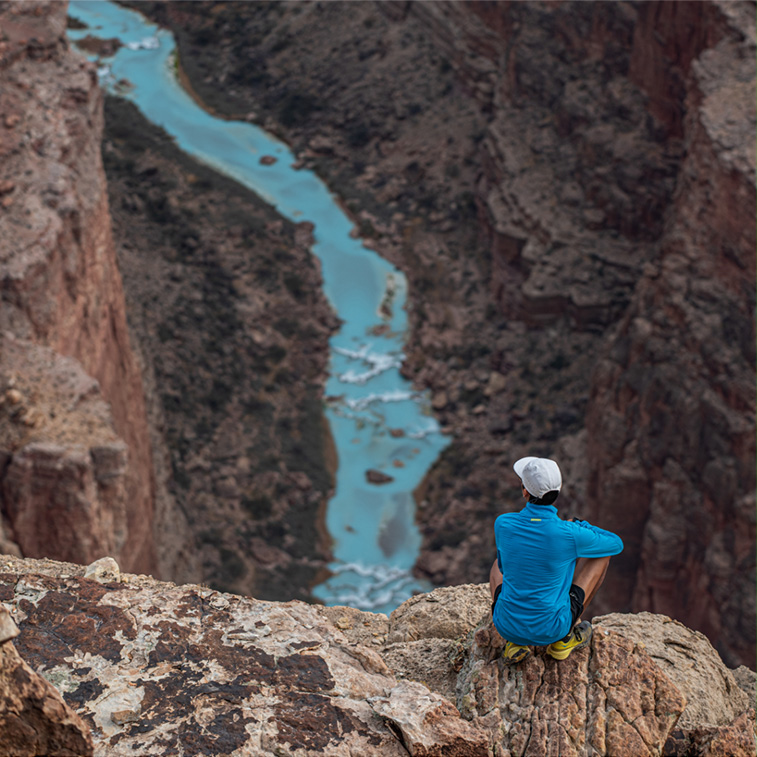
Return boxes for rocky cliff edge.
[0,0,184,579]
[0,556,753,757]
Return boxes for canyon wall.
[1,0,751,677]
[585,0,756,667]
[135,0,755,668]
[0,2,174,577]
[409,0,756,665]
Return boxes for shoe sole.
[547,630,593,661]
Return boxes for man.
[490,456,623,664]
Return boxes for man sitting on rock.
[490,456,624,664]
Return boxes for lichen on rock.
[0,564,753,756]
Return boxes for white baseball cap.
[513,457,562,498]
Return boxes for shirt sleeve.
[570,519,624,558]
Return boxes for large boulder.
[594,613,752,731]
[0,563,488,757]
[369,680,491,756]
[382,583,491,703]
[458,617,687,757]
[595,613,756,757]
[386,587,755,757]
[387,582,491,644]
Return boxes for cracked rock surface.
[0,562,488,756]
[459,618,686,757]
[0,633,92,757]
[0,559,753,756]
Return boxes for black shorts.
[568,584,585,626]
[491,583,586,628]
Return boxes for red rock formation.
[0,2,158,574]
[0,335,130,566]
[585,1,756,667]
[0,605,92,757]
[407,0,756,668]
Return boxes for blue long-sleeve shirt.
[492,502,623,646]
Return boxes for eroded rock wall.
[404,0,756,667]
[584,1,756,668]
[0,334,129,567]
[0,2,166,575]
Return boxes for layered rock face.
[584,1,756,667]
[409,0,756,669]
[138,0,756,668]
[0,334,128,565]
[0,2,166,576]
[0,558,754,757]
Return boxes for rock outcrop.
[0,2,167,577]
[386,589,756,757]
[0,334,129,567]
[0,605,92,757]
[1,560,490,756]
[597,613,753,731]
[135,0,756,669]
[0,559,753,756]
[462,620,686,756]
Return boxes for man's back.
[493,502,623,645]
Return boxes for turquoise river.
[67,1,449,614]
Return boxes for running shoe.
[546,620,593,660]
[502,641,531,665]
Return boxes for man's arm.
[570,519,624,558]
